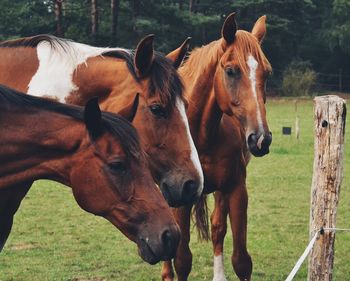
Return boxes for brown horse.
[0,84,181,265]
[161,14,272,280]
[0,35,203,207]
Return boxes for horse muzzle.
[247,132,272,157]
[160,176,201,207]
[137,225,180,264]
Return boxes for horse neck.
[74,58,136,107]
[59,43,135,106]
[0,109,84,188]
[180,40,224,148]
[0,43,131,104]
[72,56,137,107]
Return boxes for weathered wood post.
[308,95,346,281]
[295,99,300,139]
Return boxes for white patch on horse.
[213,254,227,281]
[28,40,129,102]
[247,55,263,132]
[176,98,204,195]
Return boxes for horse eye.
[149,104,168,118]
[109,161,127,174]
[225,67,239,78]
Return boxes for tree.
[111,0,120,45]
[55,0,64,36]
[91,0,99,36]
[189,0,197,12]
[0,0,348,91]
[326,0,350,53]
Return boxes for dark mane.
[0,85,141,160]
[0,34,184,108]
[102,50,184,108]
[0,34,71,51]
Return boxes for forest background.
[0,0,349,94]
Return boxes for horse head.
[69,98,180,264]
[214,13,272,156]
[103,36,204,207]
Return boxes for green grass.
[1,98,350,280]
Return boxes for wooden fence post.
[295,99,300,139]
[308,95,346,281]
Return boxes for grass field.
[1,97,350,281]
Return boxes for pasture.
[1,97,350,281]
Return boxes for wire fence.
[285,227,350,281]
[268,68,350,95]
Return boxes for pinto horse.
[0,35,203,207]
[0,85,181,265]
[161,14,272,281]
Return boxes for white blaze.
[176,98,204,195]
[28,40,129,102]
[213,254,227,281]
[247,55,264,132]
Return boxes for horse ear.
[134,34,155,77]
[166,37,191,69]
[118,93,139,122]
[84,97,102,138]
[221,12,237,45]
[252,15,267,44]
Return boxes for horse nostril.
[160,182,173,206]
[248,133,272,151]
[161,230,175,256]
[247,132,272,157]
[182,180,198,202]
[259,132,272,150]
[264,132,272,146]
[248,133,257,147]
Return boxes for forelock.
[149,52,184,108]
[229,30,272,75]
[102,50,184,108]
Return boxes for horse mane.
[0,84,141,160]
[0,34,70,50]
[102,50,184,108]
[1,35,184,108]
[182,30,272,79]
[180,39,224,80]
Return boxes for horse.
[161,14,272,281]
[0,34,203,208]
[0,84,181,265]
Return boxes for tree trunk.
[132,0,140,18]
[55,0,64,37]
[179,0,183,10]
[189,0,198,13]
[111,0,120,45]
[132,0,140,31]
[91,0,98,36]
[189,0,194,12]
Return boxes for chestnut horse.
[0,35,203,207]
[162,14,272,281]
[0,85,180,265]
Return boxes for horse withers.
[162,14,272,281]
[0,85,180,265]
[0,35,204,207]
